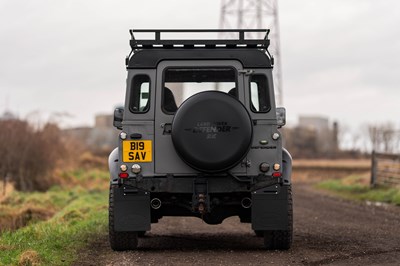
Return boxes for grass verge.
[0,169,109,265]
[316,175,400,206]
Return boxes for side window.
[250,74,270,113]
[130,75,150,113]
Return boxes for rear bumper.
[111,181,290,231]
[120,174,281,194]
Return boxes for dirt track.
[77,183,400,266]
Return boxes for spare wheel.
[171,91,253,173]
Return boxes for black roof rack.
[129,29,270,50]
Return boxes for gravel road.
[77,183,400,266]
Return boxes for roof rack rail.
[128,29,270,50]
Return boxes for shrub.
[0,120,66,191]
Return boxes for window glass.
[250,74,270,113]
[163,68,237,113]
[130,75,150,113]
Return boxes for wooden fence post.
[370,150,377,187]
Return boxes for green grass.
[0,169,109,265]
[1,186,79,214]
[317,175,400,206]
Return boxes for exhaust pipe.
[241,197,252,209]
[150,198,162,209]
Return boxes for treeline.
[282,122,400,158]
[367,123,400,154]
[0,119,78,191]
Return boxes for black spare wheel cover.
[171,91,253,172]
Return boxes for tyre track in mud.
[77,183,400,266]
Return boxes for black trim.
[249,74,271,113]
[127,49,272,69]
[130,133,142,139]
[129,74,151,114]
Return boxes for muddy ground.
[77,181,400,266]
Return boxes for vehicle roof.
[127,49,272,69]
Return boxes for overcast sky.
[0,0,399,132]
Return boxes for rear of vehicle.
[109,29,292,250]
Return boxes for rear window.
[130,74,150,113]
[250,74,270,113]
[162,68,237,113]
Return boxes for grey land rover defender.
[108,29,293,250]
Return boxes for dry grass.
[0,182,14,203]
[18,249,42,266]
[78,152,108,170]
[292,159,371,183]
[54,168,109,191]
[293,159,370,170]
[341,173,371,186]
[0,204,55,232]
[0,243,15,251]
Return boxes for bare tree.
[365,122,398,154]
[367,124,381,152]
[381,122,395,153]
[0,119,68,191]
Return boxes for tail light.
[272,172,282,178]
[119,172,129,179]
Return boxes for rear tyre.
[109,185,138,251]
[263,185,293,250]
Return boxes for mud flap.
[251,185,289,231]
[113,186,151,232]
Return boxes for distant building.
[0,111,18,121]
[63,114,119,151]
[284,115,339,158]
[95,114,113,129]
[298,116,329,133]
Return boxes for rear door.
[243,69,282,176]
[121,69,156,177]
[154,60,247,175]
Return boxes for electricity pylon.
[219,0,283,106]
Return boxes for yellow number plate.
[122,140,152,162]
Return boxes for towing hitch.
[192,179,209,215]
